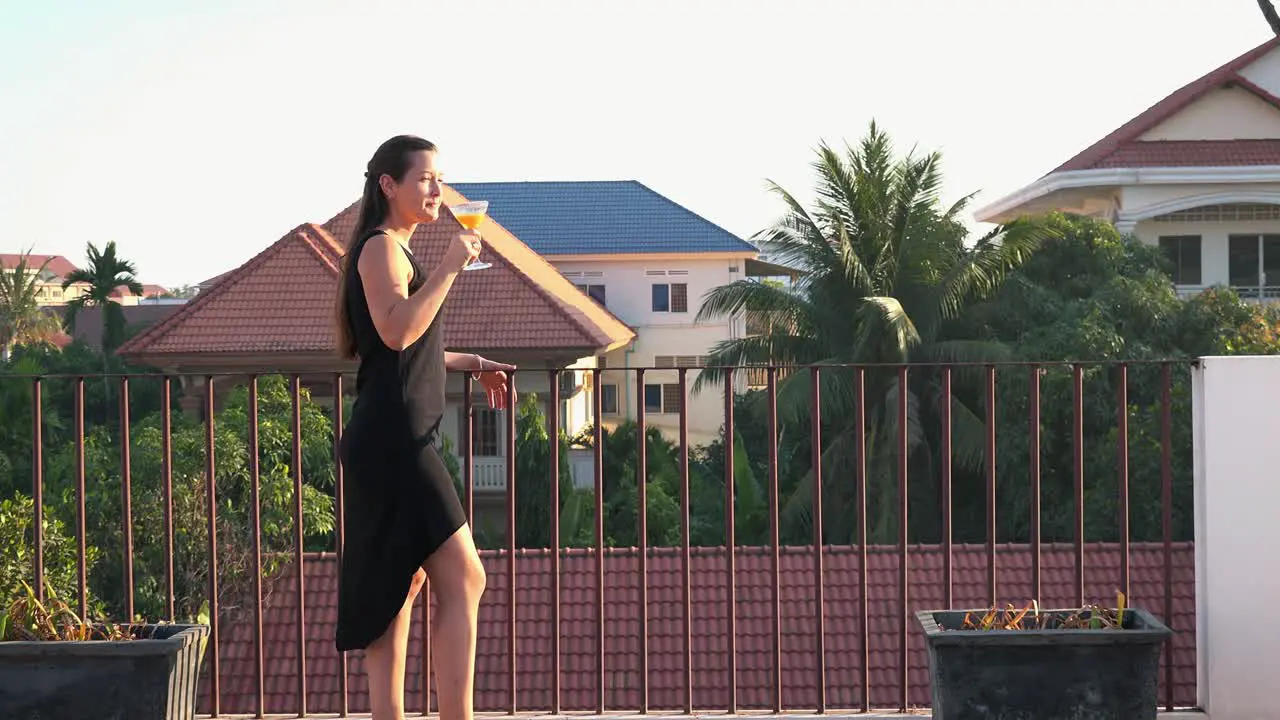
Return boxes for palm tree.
[61,241,144,353]
[0,253,65,360]
[695,121,1055,543]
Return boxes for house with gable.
[117,185,635,506]
[449,181,793,445]
[976,35,1280,301]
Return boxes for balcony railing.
[7,361,1197,716]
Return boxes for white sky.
[0,0,1272,287]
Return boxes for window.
[472,408,500,456]
[576,283,606,306]
[644,383,683,414]
[1228,234,1280,298]
[1229,235,1259,288]
[671,283,688,312]
[1267,236,1280,289]
[558,370,577,397]
[651,283,688,313]
[601,384,619,415]
[652,284,669,312]
[1158,236,1201,285]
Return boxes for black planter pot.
[918,607,1172,720]
[0,623,208,720]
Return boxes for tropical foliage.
[62,241,144,353]
[0,253,64,360]
[695,121,1057,543]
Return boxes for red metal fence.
[11,360,1196,715]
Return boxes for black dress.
[335,228,468,653]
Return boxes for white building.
[976,35,1280,301]
[451,181,789,446]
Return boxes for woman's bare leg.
[365,568,427,720]
[423,525,487,720]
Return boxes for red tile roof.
[109,284,168,299]
[118,187,634,359]
[200,543,1196,715]
[1054,35,1280,173]
[0,253,79,279]
[1088,139,1280,168]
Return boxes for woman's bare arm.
[357,234,460,351]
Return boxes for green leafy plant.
[1,580,141,641]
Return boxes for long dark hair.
[335,135,438,358]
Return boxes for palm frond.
[852,296,921,362]
[60,269,94,291]
[935,218,1057,321]
[913,340,1014,365]
[695,278,812,325]
[947,395,990,474]
[693,333,826,393]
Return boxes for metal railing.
[9,360,1197,715]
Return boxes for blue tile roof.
[447,181,757,256]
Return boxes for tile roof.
[1088,139,1280,168]
[118,188,634,359]
[65,303,181,350]
[0,253,79,279]
[446,181,758,256]
[109,283,168,299]
[200,542,1195,715]
[1053,36,1280,173]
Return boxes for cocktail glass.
[451,201,492,271]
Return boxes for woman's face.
[385,149,444,224]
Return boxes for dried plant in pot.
[917,593,1172,720]
[0,581,209,720]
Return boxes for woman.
[334,134,514,720]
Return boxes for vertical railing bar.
[205,377,221,717]
[679,367,693,714]
[421,591,436,706]
[548,370,562,716]
[941,367,953,610]
[120,376,134,620]
[464,374,475,525]
[161,377,175,622]
[897,365,910,714]
[985,365,997,606]
[767,367,783,714]
[680,366,691,712]
[333,373,349,717]
[724,367,738,714]
[75,378,88,619]
[32,377,44,603]
[1030,365,1042,603]
[593,367,606,715]
[1073,364,1086,608]
[810,366,826,714]
[291,375,307,718]
[636,367,649,714]
[1117,363,1131,600]
[249,377,265,719]
[506,373,518,716]
[1160,363,1175,712]
[856,367,869,714]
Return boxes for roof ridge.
[437,187,633,349]
[117,224,336,357]
[296,224,343,272]
[1225,71,1280,111]
[1050,34,1280,174]
[627,180,756,251]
